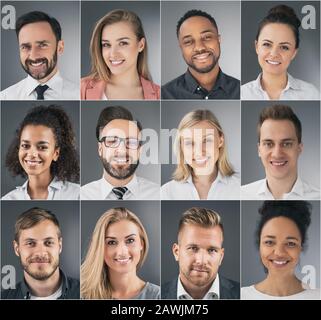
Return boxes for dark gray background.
[241,200,320,288]
[1,101,80,196]
[80,101,160,186]
[1,200,80,283]
[161,101,241,185]
[241,101,320,187]
[1,1,80,90]
[81,200,160,285]
[241,1,320,88]
[161,1,241,85]
[81,1,160,85]
[161,200,240,285]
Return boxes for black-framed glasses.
[99,136,144,149]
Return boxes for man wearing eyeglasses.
[81,106,159,200]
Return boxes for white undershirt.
[29,284,63,300]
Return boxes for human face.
[258,119,302,182]
[104,220,143,275]
[18,21,64,82]
[181,120,223,177]
[14,220,62,281]
[19,125,60,181]
[178,16,220,74]
[173,224,224,289]
[101,21,145,76]
[255,23,297,77]
[260,216,302,276]
[98,119,141,180]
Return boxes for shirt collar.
[17,177,64,191]
[255,73,301,92]
[177,275,220,300]
[186,171,226,185]
[258,177,304,197]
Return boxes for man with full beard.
[0,11,78,100]
[1,207,79,299]
[162,207,240,299]
[162,9,240,99]
[81,105,159,200]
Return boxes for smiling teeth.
[194,53,210,60]
[267,60,281,65]
[273,260,287,265]
[111,60,123,65]
[114,158,127,163]
[30,62,43,66]
[26,160,41,164]
[271,161,287,166]
[195,157,209,164]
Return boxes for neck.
[266,173,298,199]
[189,65,220,91]
[27,174,53,199]
[109,69,141,87]
[261,72,288,91]
[24,268,61,297]
[179,274,214,299]
[192,167,218,185]
[37,68,58,84]
[103,171,134,187]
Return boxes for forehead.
[18,21,56,43]
[21,125,55,141]
[179,16,217,38]
[258,22,296,43]
[102,21,136,40]
[19,220,59,241]
[106,219,140,237]
[260,119,298,140]
[101,119,140,137]
[181,120,218,137]
[179,224,223,245]
[261,216,301,239]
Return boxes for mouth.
[266,60,281,65]
[193,156,210,165]
[114,257,132,265]
[112,157,129,164]
[24,160,42,166]
[110,59,125,66]
[193,52,212,62]
[270,259,289,267]
[270,160,288,167]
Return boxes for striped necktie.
[112,187,128,200]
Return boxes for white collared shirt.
[0,72,79,100]
[241,177,320,200]
[161,172,240,200]
[177,275,220,300]
[241,73,320,100]
[81,174,160,200]
[2,177,80,200]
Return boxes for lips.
[193,52,212,61]
[110,59,125,66]
[270,160,288,167]
[24,159,42,167]
[114,257,132,265]
[193,156,210,165]
[266,60,281,65]
[112,157,129,164]
[270,259,289,267]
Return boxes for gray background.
[1,1,80,90]
[161,1,241,85]
[161,200,240,285]
[80,101,160,186]
[1,101,80,196]
[81,1,160,85]
[81,200,160,285]
[241,1,320,88]
[161,101,241,185]
[1,200,80,283]
[241,101,320,187]
[241,200,320,288]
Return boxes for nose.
[274,243,286,256]
[116,242,129,256]
[193,38,206,52]
[269,45,280,57]
[115,138,127,153]
[271,144,284,158]
[28,46,41,61]
[27,146,38,157]
[110,45,120,57]
[194,249,206,264]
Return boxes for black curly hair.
[6,105,79,183]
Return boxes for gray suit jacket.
[161,275,240,299]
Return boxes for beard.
[21,255,59,281]
[21,50,58,80]
[101,157,139,180]
[186,49,219,74]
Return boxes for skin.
[98,119,142,188]
[258,119,302,199]
[178,16,221,91]
[173,224,224,299]
[13,220,62,297]
[18,21,64,83]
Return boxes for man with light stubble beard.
[1,207,79,299]
[81,106,159,200]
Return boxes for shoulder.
[224,174,241,186]
[1,282,24,299]
[2,188,21,200]
[140,77,160,100]
[161,179,184,200]
[65,277,80,299]
[136,176,160,199]
[136,176,159,188]
[240,285,256,299]
[222,72,240,86]
[81,179,101,199]
[292,77,320,99]
[161,279,178,299]
[60,181,80,200]
[301,179,320,200]
[81,76,95,89]
[241,80,260,99]
[161,74,185,98]
[220,275,240,299]
[241,179,264,199]
[142,282,160,299]
[0,79,26,99]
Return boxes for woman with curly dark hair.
[3,105,79,200]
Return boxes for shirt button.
[205,96,209,100]
[197,87,201,91]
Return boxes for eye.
[25,241,36,247]
[188,246,198,252]
[183,140,193,146]
[119,41,129,47]
[44,240,54,246]
[106,240,117,246]
[262,42,271,48]
[183,39,193,46]
[39,43,48,48]
[204,137,214,143]
[202,34,213,41]
[126,238,135,245]
[287,241,298,248]
[263,240,274,246]
[38,145,49,151]
[281,142,293,148]
[280,45,290,51]
[262,141,273,148]
[20,143,30,149]
[102,42,111,48]
[208,248,218,254]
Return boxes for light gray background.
[241,200,320,288]
[241,101,320,187]
[81,200,160,285]
[80,101,160,186]
[161,101,241,185]
[1,101,80,196]
[1,200,80,283]
[241,1,320,88]
[81,1,160,85]
[161,200,240,285]
[161,1,241,85]
[1,1,80,90]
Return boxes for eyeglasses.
[99,136,144,150]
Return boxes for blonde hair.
[88,9,151,82]
[81,207,149,299]
[173,109,234,181]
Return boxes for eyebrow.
[262,39,292,45]
[21,140,50,144]
[101,37,131,42]
[181,30,216,40]
[261,138,295,142]
[23,237,56,242]
[105,233,137,239]
[263,235,300,241]
[183,133,215,140]
[20,40,50,46]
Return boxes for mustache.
[25,58,48,65]
[27,256,51,263]
[192,49,213,58]
[191,265,211,272]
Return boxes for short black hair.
[255,201,312,250]
[96,106,142,141]
[176,9,218,37]
[15,11,62,42]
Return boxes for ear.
[218,134,224,148]
[53,147,60,162]
[98,141,103,157]
[218,34,221,43]
[58,237,63,254]
[13,240,20,257]
[172,243,179,262]
[257,142,261,158]
[255,40,258,55]
[138,37,145,53]
[298,142,303,155]
[219,248,225,266]
[291,48,298,61]
[57,40,64,55]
